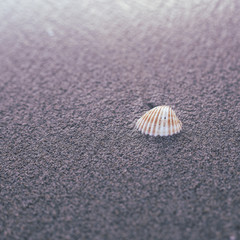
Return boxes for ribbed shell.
[136,106,182,136]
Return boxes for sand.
[0,0,239,239]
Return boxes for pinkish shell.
[136,106,182,136]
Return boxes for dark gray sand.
[0,0,240,239]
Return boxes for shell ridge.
[148,107,158,135]
[143,108,155,134]
[164,106,169,136]
[159,106,165,136]
[150,107,160,136]
[170,108,173,135]
[172,110,176,135]
[138,112,149,131]
[136,105,182,137]
[152,107,161,136]
[156,106,164,136]
[139,109,153,133]
[167,108,171,136]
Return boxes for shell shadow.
[146,102,156,109]
[141,131,190,149]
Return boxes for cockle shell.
[136,106,182,136]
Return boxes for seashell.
[136,106,182,136]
